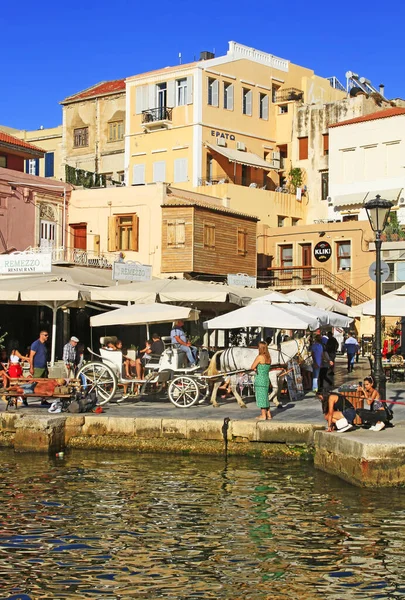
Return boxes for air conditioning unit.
[236,141,246,151]
[217,137,227,147]
[272,151,281,161]
[328,197,333,205]
[399,197,405,205]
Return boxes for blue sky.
[2,0,405,130]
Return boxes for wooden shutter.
[135,86,144,114]
[176,220,185,246]
[35,159,40,176]
[228,84,234,110]
[131,214,139,251]
[299,137,309,160]
[246,90,252,116]
[212,79,219,107]
[167,221,176,247]
[45,152,54,177]
[167,80,175,107]
[108,216,117,251]
[323,134,329,155]
[25,159,29,174]
[153,161,166,183]
[262,94,269,120]
[132,164,145,185]
[186,76,193,104]
[148,84,155,110]
[174,158,188,183]
[237,228,247,255]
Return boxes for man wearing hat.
[63,336,79,378]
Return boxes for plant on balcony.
[288,167,303,193]
[383,211,405,241]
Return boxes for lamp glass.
[365,196,393,233]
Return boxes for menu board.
[286,360,305,401]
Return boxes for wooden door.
[71,224,87,250]
[301,244,312,281]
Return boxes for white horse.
[205,337,310,408]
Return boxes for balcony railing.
[274,87,304,103]
[142,107,173,124]
[198,175,276,189]
[26,247,116,269]
[264,266,370,306]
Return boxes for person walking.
[29,331,49,378]
[319,347,334,392]
[325,331,339,374]
[251,341,272,420]
[63,336,79,378]
[310,334,324,392]
[344,334,359,373]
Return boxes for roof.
[61,79,126,104]
[127,61,198,82]
[206,144,274,170]
[0,131,45,155]
[329,107,405,128]
[0,167,73,191]
[163,190,259,221]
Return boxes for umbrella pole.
[146,323,150,339]
[51,307,57,366]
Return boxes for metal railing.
[26,247,116,269]
[274,87,304,103]
[142,107,173,123]
[198,175,279,190]
[264,266,370,305]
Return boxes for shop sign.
[0,252,52,274]
[211,130,236,141]
[112,261,152,282]
[227,273,257,288]
[313,241,332,263]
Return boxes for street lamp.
[364,194,393,399]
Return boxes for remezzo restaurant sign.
[113,261,152,282]
[227,273,257,288]
[0,252,52,274]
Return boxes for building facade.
[61,80,126,184]
[0,131,44,173]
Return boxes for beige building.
[61,80,126,184]
[0,124,63,180]
[125,42,345,231]
[67,183,258,278]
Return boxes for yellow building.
[125,41,345,229]
[61,80,126,184]
[0,124,63,180]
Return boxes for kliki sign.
[314,241,332,263]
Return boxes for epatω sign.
[314,241,332,263]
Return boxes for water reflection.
[0,451,404,599]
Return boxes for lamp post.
[364,194,393,399]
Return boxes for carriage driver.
[170,320,197,366]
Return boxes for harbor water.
[1,450,404,599]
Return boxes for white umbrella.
[251,290,292,303]
[286,289,353,316]
[204,301,319,330]
[292,304,353,328]
[90,303,199,336]
[355,293,405,317]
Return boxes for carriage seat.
[99,348,134,383]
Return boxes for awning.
[206,144,273,170]
[334,188,403,209]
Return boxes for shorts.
[33,367,47,378]
[343,408,356,424]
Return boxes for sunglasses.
[42,334,49,337]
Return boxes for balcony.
[27,246,116,269]
[141,107,173,130]
[274,87,304,103]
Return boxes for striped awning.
[334,188,403,209]
[206,144,273,170]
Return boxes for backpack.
[383,404,394,422]
[68,389,98,413]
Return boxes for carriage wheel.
[168,376,199,408]
[77,362,117,406]
[197,381,210,404]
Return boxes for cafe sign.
[0,251,52,274]
[113,261,152,282]
[227,273,257,288]
[313,241,332,263]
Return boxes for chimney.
[379,83,385,96]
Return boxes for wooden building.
[161,195,258,277]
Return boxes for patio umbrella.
[250,290,292,303]
[203,300,319,330]
[286,289,353,316]
[354,289,405,317]
[289,303,353,328]
[90,302,199,337]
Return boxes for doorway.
[71,223,87,250]
[301,243,312,282]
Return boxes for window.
[277,215,286,227]
[74,127,89,147]
[167,220,186,248]
[174,158,188,183]
[280,244,293,271]
[298,137,308,160]
[132,164,145,185]
[0,156,6,168]
[204,223,216,250]
[279,104,288,114]
[27,159,39,175]
[208,78,218,106]
[223,82,234,110]
[117,171,125,183]
[342,215,359,222]
[40,220,56,249]
[259,93,269,120]
[321,171,329,200]
[176,78,187,106]
[337,241,351,271]
[323,134,329,156]
[292,218,300,226]
[109,214,139,251]
[153,161,166,183]
[44,152,54,177]
[237,228,248,255]
[242,88,252,116]
[108,121,124,142]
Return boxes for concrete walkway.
[3,355,405,425]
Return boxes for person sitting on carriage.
[170,320,197,366]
